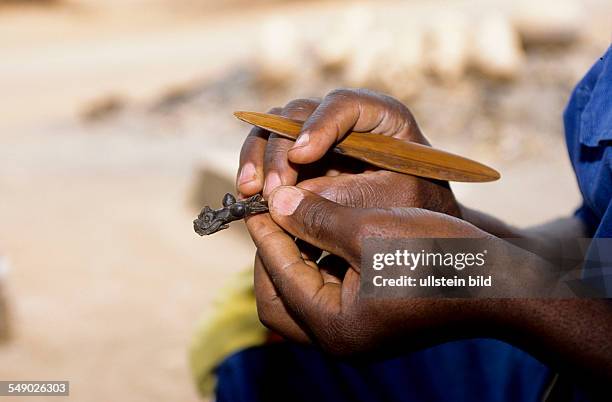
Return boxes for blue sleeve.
[565,45,612,238]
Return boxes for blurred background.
[0,0,610,401]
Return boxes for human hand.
[236,88,460,216]
[246,186,488,352]
[247,190,612,402]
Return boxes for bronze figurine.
[194,193,268,236]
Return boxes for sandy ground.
[0,1,610,401]
[0,3,262,401]
[0,131,255,401]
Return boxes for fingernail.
[238,163,257,185]
[263,172,282,196]
[291,132,310,149]
[270,186,303,216]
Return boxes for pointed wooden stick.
[234,111,500,183]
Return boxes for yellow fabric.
[189,269,267,396]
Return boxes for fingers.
[262,99,320,197]
[239,89,424,197]
[245,211,341,333]
[237,99,319,197]
[237,107,281,197]
[288,88,426,165]
[253,252,310,343]
[267,186,487,263]
[267,186,363,267]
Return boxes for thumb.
[268,186,362,266]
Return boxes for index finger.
[237,107,282,197]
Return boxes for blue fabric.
[214,45,612,402]
[215,340,551,402]
[566,44,612,235]
[565,44,612,294]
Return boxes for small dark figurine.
[194,193,268,236]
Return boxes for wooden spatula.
[234,111,500,183]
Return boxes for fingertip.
[262,171,282,198]
[291,131,310,150]
[269,186,304,217]
[288,128,336,164]
[287,143,326,164]
[237,161,264,195]
[237,162,256,184]
[237,180,263,197]
[237,172,263,197]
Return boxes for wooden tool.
[234,111,500,183]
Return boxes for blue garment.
[214,45,612,402]
[566,44,612,236]
[216,341,550,402]
[565,44,612,294]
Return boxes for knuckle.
[240,134,261,157]
[326,88,358,104]
[282,98,319,119]
[354,87,382,100]
[267,106,283,115]
[327,87,355,98]
[239,128,269,162]
[264,140,289,167]
[266,136,289,154]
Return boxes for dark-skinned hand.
[245,187,568,354]
[246,186,488,351]
[234,89,612,393]
[236,88,460,216]
[235,88,469,349]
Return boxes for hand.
[247,186,612,397]
[236,88,460,216]
[246,186,489,353]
